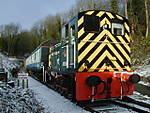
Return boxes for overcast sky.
[0,0,76,30]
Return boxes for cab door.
[68,18,77,70]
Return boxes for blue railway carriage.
[25,41,53,76]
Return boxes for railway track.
[78,96,150,113]
[31,76,150,113]
[135,83,150,96]
[112,96,150,113]
[78,100,131,113]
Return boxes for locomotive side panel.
[58,17,78,72]
[49,43,61,70]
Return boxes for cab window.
[65,24,69,38]
[71,25,75,38]
[84,15,100,33]
[112,23,124,36]
[61,27,65,40]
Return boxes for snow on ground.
[138,81,150,86]
[0,53,46,113]
[133,58,150,77]
[0,53,21,81]
[134,64,150,87]
[0,84,45,113]
[136,64,150,78]
[28,76,89,113]
[0,53,19,70]
[132,62,150,100]
[0,54,12,69]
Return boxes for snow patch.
[136,64,150,77]
[28,76,90,113]
[0,84,45,113]
[134,64,150,86]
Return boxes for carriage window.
[112,23,124,36]
[34,53,36,60]
[84,15,99,33]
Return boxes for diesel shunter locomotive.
[26,10,140,102]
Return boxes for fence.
[17,73,28,88]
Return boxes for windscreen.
[84,15,99,33]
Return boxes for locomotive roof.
[78,10,126,18]
[62,10,128,27]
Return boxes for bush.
[0,84,45,113]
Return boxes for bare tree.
[110,0,119,14]
[125,0,128,18]
[145,0,149,37]
[2,23,21,54]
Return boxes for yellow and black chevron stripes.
[88,50,122,72]
[106,12,114,19]
[85,11,94,15]
[78,16,84,27]
[78,30,108,63]
[116,14,123,20]
[117,36,130,53]
[77,10,131,72]
[124,22,130,32]
[78,30,131,61]
[106,31,131,63]
[78,33,95,50]
[96,11,105,17]
[125,33,130,43]
[78,28,84,38]
[100,17,111,27]
[78,33,131,72]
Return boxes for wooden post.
[5,72,8,83]
[45,71,47,82]
[43,66,45,82]
[17,79,20,87]
[26,79,28,88]
[22,79,24,89]
[145,0,149,37]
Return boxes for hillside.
[131,35,150,66]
